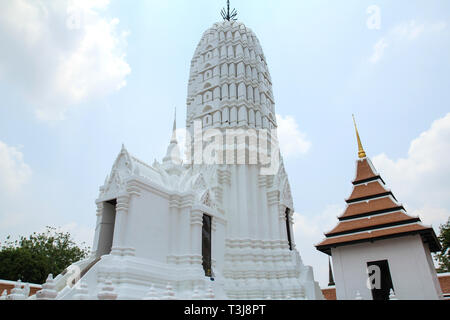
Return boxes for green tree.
[435,217,450,273]
[0,226,90,284]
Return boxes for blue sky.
[0,0,449,287]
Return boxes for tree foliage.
[435,217,450,273]
[0,226,90,284]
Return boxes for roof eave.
[316,228,441,255]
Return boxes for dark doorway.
[367,260,394,300]
[202,214,212,277]
[285,208,293,250]
[96,199,116,257]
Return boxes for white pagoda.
[32,12,323,300]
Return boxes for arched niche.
[203,114,213,128]
[255,111,262,128]
[249,109,255,126]
[238,106,248,125]
[222,107,229,125]
[213,111,221,125]
[230,107,237,125]
[203,105,213,113]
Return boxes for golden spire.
[352,114,367,159]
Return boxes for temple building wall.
[332,235,443,300]
[124,188,170,262]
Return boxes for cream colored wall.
[332,235,443,300]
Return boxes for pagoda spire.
[170,107,177,144]
[163,107,181,165]
[352,114,366,159]
[221,0,237,21]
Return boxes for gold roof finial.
[352,114,366,159]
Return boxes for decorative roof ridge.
[337,208,414,222]
[352,175,385,186]
[347,178,390,195]
[324,217,421,238]
[113,144,154,172]
[350,192,398,204]
[322,221,424,240]
[414,219,437,231]
[350,178,388,187]
[345,190,394,204]
[108,143,132,174]
[316,222,441,255]
[342,193,401,209]
[352,157,381,184]
[338,205,406,221]
[130,155,155,171]
[363,156,379,173]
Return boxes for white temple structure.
[31,16,323,300]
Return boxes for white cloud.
[0,140,33,243]
[392,20,446,40]
[372,113,450,229]
[276,114,311,158]
[0,0,130,121]
[0,141,32,194]
[60,222,95,248]
[0,211,28,231]
[369,20,447,64]
[369,38,388,64]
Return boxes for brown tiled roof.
[317,223,431,249]
[322,288,337,300]
[340,196,401,219]
[353,158,378,184]
[347,180,390,202]
[326,211,419,236]
[316,156,442,256]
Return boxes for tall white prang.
[30,19,323,300]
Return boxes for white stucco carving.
[31,19,323,300]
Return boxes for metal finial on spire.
[221,0,237,21]
[352,114,367,159]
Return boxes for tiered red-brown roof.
[316,156,441,255]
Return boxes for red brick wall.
[322,274,450,300]
[438,274,450,299]
[322,288,337,300]
[0,282,41,297]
